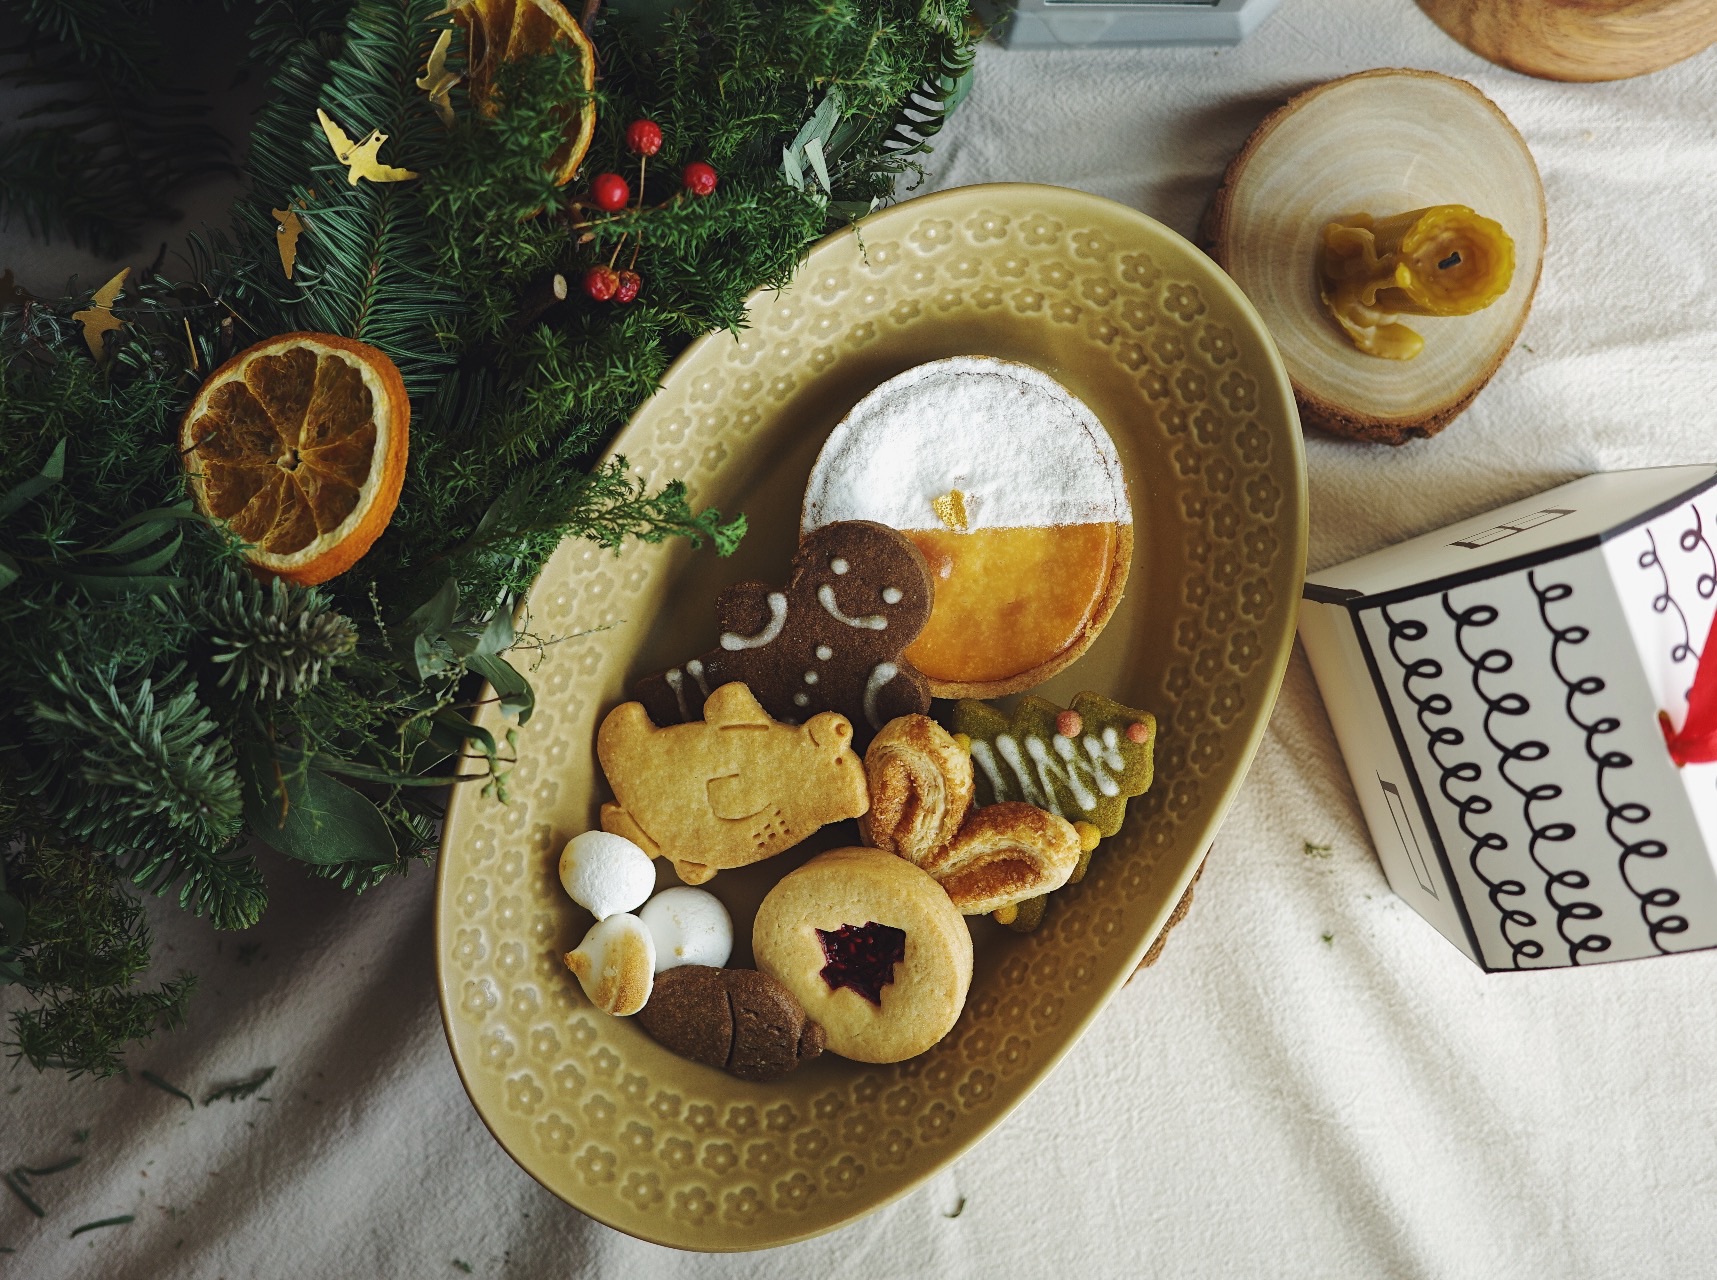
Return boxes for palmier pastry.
[859,714,974,864]
[916,801,1081,916]
[752,847,972,1064]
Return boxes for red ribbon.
[1661,609,1717,765]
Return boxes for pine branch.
[25,657,244,852]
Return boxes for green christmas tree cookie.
[949,692,1157,931]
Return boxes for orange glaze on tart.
[902,523,1121,685]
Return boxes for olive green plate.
[436,183,1306,1250]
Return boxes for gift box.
[1300,464,1717,969]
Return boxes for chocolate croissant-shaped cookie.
[858,714,973,864]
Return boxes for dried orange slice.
[455,0,598,187]
[180,332,409,587]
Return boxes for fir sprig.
[2,833,195,1077]
[208,568,358,700]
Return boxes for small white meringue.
[559,831,655,920]
[639,886,734,972]
[563,914,655,1016]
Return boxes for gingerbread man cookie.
[635,521,934,742]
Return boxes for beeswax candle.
[1318,204,1514,359]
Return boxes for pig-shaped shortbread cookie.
[598,682,870,885]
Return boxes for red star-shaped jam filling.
[816,921,906,1006]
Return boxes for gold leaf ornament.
[417,26,461,126]
[72,268,130,360]
[316,108,419,186]
[271,205,304,279]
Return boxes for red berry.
[583,265,619,301]
[614,270,641,304]
[589,173,630,211]
[625,120,663,156]
[682,161,718,197]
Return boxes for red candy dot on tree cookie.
[1056,710,1083,738]
[816,921,906,1006]
[625,119,663,156]
[1126,720,1150,744]
[682,161,718,196]
[590,172,630,211]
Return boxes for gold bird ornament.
[316,108,419,186]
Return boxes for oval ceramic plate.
[436,184,1307,1250]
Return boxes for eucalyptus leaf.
[804,136,831,193]
[0,550,19,592]
[97,529,183,576]
[0,440,65,522]
[407,577,459,640]
[62,572,184,596]
[431,707,498,759]
[413,631,453,679]
[239,747,396,866]
[469,651,534,723]
[85,503,198,557]
[475,606,515,658]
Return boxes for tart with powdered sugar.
[802,356,1133,698]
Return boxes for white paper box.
[1300,464,1717,970]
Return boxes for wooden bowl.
[1204,69,1546,445]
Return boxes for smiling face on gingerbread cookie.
[634,520,934,741]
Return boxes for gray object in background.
[977,0,1285,49]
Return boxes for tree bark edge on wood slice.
[1202,69,1546,447]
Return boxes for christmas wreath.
[0,0,974,1075]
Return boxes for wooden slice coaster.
[1417,0,1717,82]
[1204,69,1546,445]
[1133,861,1202,977]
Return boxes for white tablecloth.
[7,1,1717,1275]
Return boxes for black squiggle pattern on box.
[1445,592,1609,964]
[1678,504,1717,605]
[1531,570,1688,954]
[1382,603,1542,967]
[1640,526,1698,706]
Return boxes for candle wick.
[1438,251,1462,270]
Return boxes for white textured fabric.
[7,1,1717,1275]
